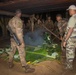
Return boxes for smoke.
[24,28,45,46]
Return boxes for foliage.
[0,32,61,64]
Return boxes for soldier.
[63,5,76,70]
[56,14,68,40]
[26,19,31,31]
[34,19,42,30]
[30,14,37,32]
[8,9,35,73]
[45,16,54,31]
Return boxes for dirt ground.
[0,58,76,75]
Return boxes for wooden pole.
[0,10,30,17]
[42,25,61,40]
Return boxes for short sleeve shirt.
[66,14,76,37]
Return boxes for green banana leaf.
[0,32,61,64]
[14,43,61,64]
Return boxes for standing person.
[8,9,35,73]
[63,5,76,70]
[56,14,68,63]
[56,14,68,40]
[30,14,37,32]
[45,16,54,31]
[26,19,31,32]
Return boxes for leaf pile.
[0,32,61,64]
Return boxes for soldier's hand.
[63,41,66,48]
[20,43,25,48]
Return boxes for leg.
[66,39,75,69]
[9,39,16,68]
[9,39,16,63]
[17,46,35,73]
[17,46,26,67]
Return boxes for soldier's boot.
[8,62,14,68]
[22,65,35,73]
[65,61,73,70]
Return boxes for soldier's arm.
[8,19,15,28]
[15,20,24,44]
[8,19,16,33]
[64,17,75,42]
[64,27,74,41]
[31,23,34,32]
[34,16,37,21]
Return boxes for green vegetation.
[0,32,61,64]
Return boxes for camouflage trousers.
[66,38,76,68]
[9,38,26,67]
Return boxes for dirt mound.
[0,59,76,75]
[0,59,65,75]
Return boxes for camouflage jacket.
[8,16,24,43]
[45,20,54,30]
[57,19,68,36]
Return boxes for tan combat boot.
[8,62,14,68]
[23,65,35,73]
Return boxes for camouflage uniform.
[8,16,26,67]
[65,14,76,69]
[34,20,43,30]
[57,19,68,37]
[45,20,54,30]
